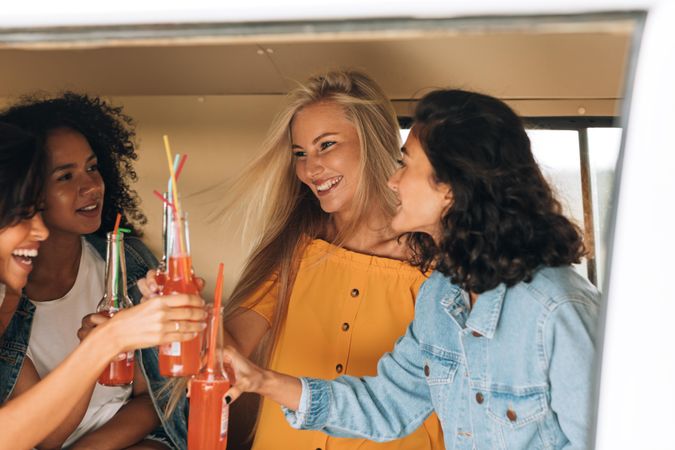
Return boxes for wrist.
[257,368,277,396]
[257,369,302,411]
[86,320,124,361]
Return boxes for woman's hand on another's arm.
[220,345,302,411]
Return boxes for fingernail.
[225,395,232,405]
[199,323,207,330]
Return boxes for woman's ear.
[438,183,454,216]
[441,184,453,207]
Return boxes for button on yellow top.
[243,239,444,450]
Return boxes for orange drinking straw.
[162,135,190,277]
[207,263,225,372]
[112,212,121,237]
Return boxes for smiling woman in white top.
[0,93,199,450]
[0,122,206,450]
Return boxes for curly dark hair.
[0,122,45,229]
[0,92,145,236]
[407,89,585,293]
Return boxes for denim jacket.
[285,266,600,450]
[0,234,189,450]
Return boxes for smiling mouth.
[11,248,38,269]
[76,202,100,215]
[315,176,343,194]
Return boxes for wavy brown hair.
[407,89,585,293]
[0,92,145,236]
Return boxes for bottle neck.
[160,192,170,269]
[204,306,227,377]
[100,232,129,311]
[166,211,195,286]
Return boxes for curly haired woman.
[218,89,600,450]
[0,94,188,450]
[0,122,204,450]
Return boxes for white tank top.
[26,238,132,447]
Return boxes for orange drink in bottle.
[188,264,229,450]
[97,231,134,386]
[159,212,203,376]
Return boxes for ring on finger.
[175,322,180,332]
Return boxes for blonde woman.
[143,70,445,450]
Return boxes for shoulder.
[417,271,458,301]
[123,236,157,264]
[512,266,600,313]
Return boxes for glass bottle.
[97,231,135,386]
[158,211,203,376]
[188,306,230,450]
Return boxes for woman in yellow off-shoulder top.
[153,70,444,450]
[243,238,441,450]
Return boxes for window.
[528,120,621,289]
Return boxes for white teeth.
[12,249,38,258]
[79,204,97,211]
[316,177,342,192]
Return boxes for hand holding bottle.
[96,294,207,355]
[138,268,205,301]
[219,346,302,411]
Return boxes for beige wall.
[116,95,288,297]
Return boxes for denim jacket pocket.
[420,344,459,386]
[485,386,549,428]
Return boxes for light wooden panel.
[0,31,631,102]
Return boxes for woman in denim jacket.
[220,89,600,450]
[0,95,190,450]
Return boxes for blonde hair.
[164,70,401,424]
[224,68,400,334]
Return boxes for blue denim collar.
[465,283,507,339]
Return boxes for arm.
[224,308,270,357]
[9,357,94,450]
[222,319,435,442]
[0,294,206,450]
[69,362,159,450]
[544,300,599,450]
[139,270,271,358]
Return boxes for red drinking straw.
[207,263,225,372]
[175,154,188,182]
[153,190,176,212]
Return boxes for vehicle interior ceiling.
[0,15,637,294]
